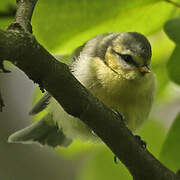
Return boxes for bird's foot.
[134,135,146,149]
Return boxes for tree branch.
[0,0,179,180]
[8,0,38,33]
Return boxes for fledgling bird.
[8,32,156,147]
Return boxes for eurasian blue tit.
[8,32,156,147]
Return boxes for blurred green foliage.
[164,17,180,85]
[0,0,15,11]
[78,119,166,180]
[0,0,15,28]
[32,0,176,53]
[160,114,180,171]
[164,17,180,46]
[159,16,180,172]
[167,46,180,85]
[1,0,180,179]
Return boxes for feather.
[29,92,51,115]
[8,114,72,147]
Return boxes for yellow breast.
[89,57,156,131]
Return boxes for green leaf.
[77,120,165,180]
[163,16,180,85]
[150,31,175,97]
[32,0,176,53]
[164,17,180,46]
[78,146,132,180]
[138,119,166,157]
[56,141,100,159]
[167,45,180,85]
[159,113,180,171]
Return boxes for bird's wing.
[8,114,72,147]
[29,92,51,115]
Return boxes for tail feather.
[8,114,72,148]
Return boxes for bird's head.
[103,32,152,79]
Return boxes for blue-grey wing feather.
[8,114,72,147]
[29,92,51,115]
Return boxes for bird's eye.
[120,54,134,64]
[112,49,138,66]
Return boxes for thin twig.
[165,0,180,8]
[9,0,38,33]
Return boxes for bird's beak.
[138,65,151,73]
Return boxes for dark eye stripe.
[112,49,138,67]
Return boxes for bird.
[8,32,156,148]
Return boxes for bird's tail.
[8,114,72,148]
